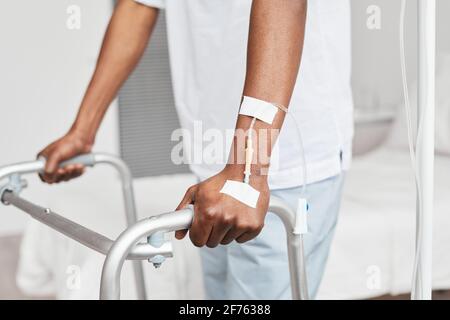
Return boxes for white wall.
[351,0,450,112]
[0,1,117,235]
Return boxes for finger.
[38,171,46,183]
[62,165,85,182]
[54,168,67,183]
[37,147,51,163]
[37,150,51,182]
[175,229,188,240]
[74,163,85,173]
[176,185,197,210]
[71,166,85,179]
[235,229,262,244]
[220,227,246,246]
[61,166,78,182]
[189,205,213,247]
[206,223,232,248]
[45,152,62,176]
[44,152,63,182]
[175,186,197,240]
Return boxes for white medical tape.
[239,96,279,124]
[220,180,260,209]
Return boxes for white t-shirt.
[135,0,354,189]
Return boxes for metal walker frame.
[0,153,308,300]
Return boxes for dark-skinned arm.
[38,0,159,183]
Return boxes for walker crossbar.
[0,153,148,300]
[1,191,173,260]
[100,197,309,300]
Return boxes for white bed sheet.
[16,148,450,300]
[318,147,450,299]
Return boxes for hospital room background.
[1,0,449,300]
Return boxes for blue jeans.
[200,174,345,299]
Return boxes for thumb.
[43,151,64,181]
[176,185,197,210]
[175,229,189,240]
[45,152,61,174]
[175,185,197,240]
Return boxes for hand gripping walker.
[0,153,309,300]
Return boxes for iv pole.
[414,0,435,300]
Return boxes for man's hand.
[37,130,93,184]
[175,167,270,247]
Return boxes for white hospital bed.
[318,147,450,299]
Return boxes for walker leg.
[90,154,148,300]
[269,197,309,300]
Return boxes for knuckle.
[236,221,249,231]
[248,223,261,233]
[65,164,76,171]
[221,213,235,225]
[202,207,217,221]
[236,220,261,232]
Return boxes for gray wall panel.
[118,13,189,178]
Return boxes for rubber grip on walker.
[59,154,96,168]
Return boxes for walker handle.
[39,153,96,169]
[1,153,104,183]
[59,154,96,168]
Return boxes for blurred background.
[0,0,449,299]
